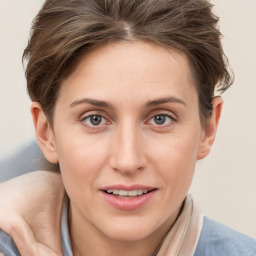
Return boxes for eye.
[82,115,107,127]
[149,114,173,126]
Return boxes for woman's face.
[42,41,211,243]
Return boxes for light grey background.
[0,0,255,238]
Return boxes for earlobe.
[30,102,59,163]
[197,97,223,160]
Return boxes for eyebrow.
[146,97,187,107]
[70,96,186,109]
[70,98,112,108]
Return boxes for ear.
[30,102,59,163]
[197,97,223,160]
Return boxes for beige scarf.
[157,195,203,256]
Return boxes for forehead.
[59,40,197,106]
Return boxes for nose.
[109,122,147,175]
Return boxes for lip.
[101,184,155,191]
[100,184,157,211]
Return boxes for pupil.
[154,115,165,125]
[90,115,102,125]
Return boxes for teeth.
[137,190,143,195]
[105,189,149,197]
[113,190,119,195]
[119,190,128,196]
[128,190,137,196]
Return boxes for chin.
[100,218,156,242]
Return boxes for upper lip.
[100,184,157,191]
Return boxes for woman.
[0,0,255,255]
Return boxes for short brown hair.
[23,0,233,126]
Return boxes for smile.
[104,189,151,197]
[100,186,157,210]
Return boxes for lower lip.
[100,190,157,211]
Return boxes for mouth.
[102,188,156,198]
[100,186,157,210]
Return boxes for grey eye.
[89,115,102,126]
[154,115,167,125]
[149,114,172,126]
[83,115,106,126]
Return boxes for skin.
[0,171,64,256]
[31,41,222,256]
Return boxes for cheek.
[149,130,201,186]
[55,128,108,172]
[154,134,200,165]
[54,136,107,207]
[53,131,114,200]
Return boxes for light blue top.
[195,217,256,256]
[61,196,73,256]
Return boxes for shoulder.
[0,140,52,182]
[0,230,20,256]
[194,216,256,256]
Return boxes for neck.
[69,204,181,256]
